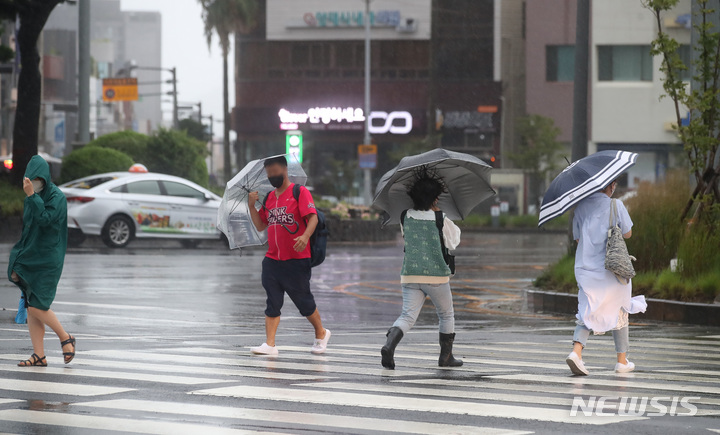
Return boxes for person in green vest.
[381,167,462,369]
[7,155,75,367]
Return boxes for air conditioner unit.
[396,18,417,34]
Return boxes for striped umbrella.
[538,150,638,227]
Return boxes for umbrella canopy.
[373,148,496,226]
[217,154,307,249]
[538,150,638,227]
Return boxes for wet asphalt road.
[0,231,719,434]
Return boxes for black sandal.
[18,353,47,367]
[61,335,76,364]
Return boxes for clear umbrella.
[373,148,496,226]
[217,154,307,249]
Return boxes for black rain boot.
[438,332,463,367]
[381,327,404,370]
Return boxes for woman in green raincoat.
[7,155,76,367]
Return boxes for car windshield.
[63,176,117,189]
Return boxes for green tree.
[61,147,134,183]
[508,114,564,209]
[645,0,720,222]
[178,117,210,142]
[198,0,259,183]
[145,128,209,187]
[1,0,68,184]
[88,130,151,163]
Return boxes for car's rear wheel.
[180,239,201,249]
[101,215,133,248]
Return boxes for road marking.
[0,354,330,381]
[73,399,527,435]
[0,410,281,435]
[0,399,21,405]
[80,350,428,377]
[190,385,646,425]
[395,378,720,407]
[0,362,226,385]
[486,373,720,396]
[0,378,132,396]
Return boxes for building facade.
[233,0,501,198]
[525,0,689,189]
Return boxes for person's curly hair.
[406,166,447,211]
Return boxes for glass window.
[291,44,309,67]
[125,180,162,195]
[678,44,692,81]
[546,45,575,82]
[109,185,126,193]
[598,45,653,81]
[162,181,205,199]
[63,176,117,189]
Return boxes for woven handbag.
[605,199,636,282]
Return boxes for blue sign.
[54,119,65,143]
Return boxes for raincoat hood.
[25,155,52,191]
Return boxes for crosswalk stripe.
[0,378,132,396]
[80,350,429,377]
[0,362,226,386]
[0,410,283,435]
[189,385,647,425]
[298,381,720,416]
[486,373,720,396]
[0,399,22,405]
[395,378,720,407]
[0,354,330,382]
[73,399,526,435]
[591,370,720,385]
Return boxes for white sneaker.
[566,351,589,376]
[250,343,278,356]
[615,360,635,373]
[311,329,331,354]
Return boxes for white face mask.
[31,179,45,193]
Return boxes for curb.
[525,288,720,327]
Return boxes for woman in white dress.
[565,179,647,376]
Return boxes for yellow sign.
[358,144,377,169]
[357,144,377,155]
[102,77,139,102]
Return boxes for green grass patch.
[536,254,720,303]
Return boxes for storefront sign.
[301,10,401,28]
[278,107,413,135]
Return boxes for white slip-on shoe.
[566,351,590,376]
[615,360,635,373]
[311,329,331,355]
[250,343,278,356]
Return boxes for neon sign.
[278,107,413,135]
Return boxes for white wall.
[591,0,690,145]
[266,0,431,41]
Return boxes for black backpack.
[264,184,328,267]
[400,209,456,275]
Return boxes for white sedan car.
[59,172,222,248]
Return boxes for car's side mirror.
[204,193,213,202]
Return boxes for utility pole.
[170,67,179,129]
[197,101,202,123]
[78,0,90,143]
[571,0,590,163]
[362,0,372,206]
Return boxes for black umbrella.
[373,148,496,226]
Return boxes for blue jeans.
[392,282,455,334]
[573,324,629,353]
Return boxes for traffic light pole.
[362,0,373,206]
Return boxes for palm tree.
[199,0,258,183]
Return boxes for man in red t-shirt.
[248,156,330,356]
